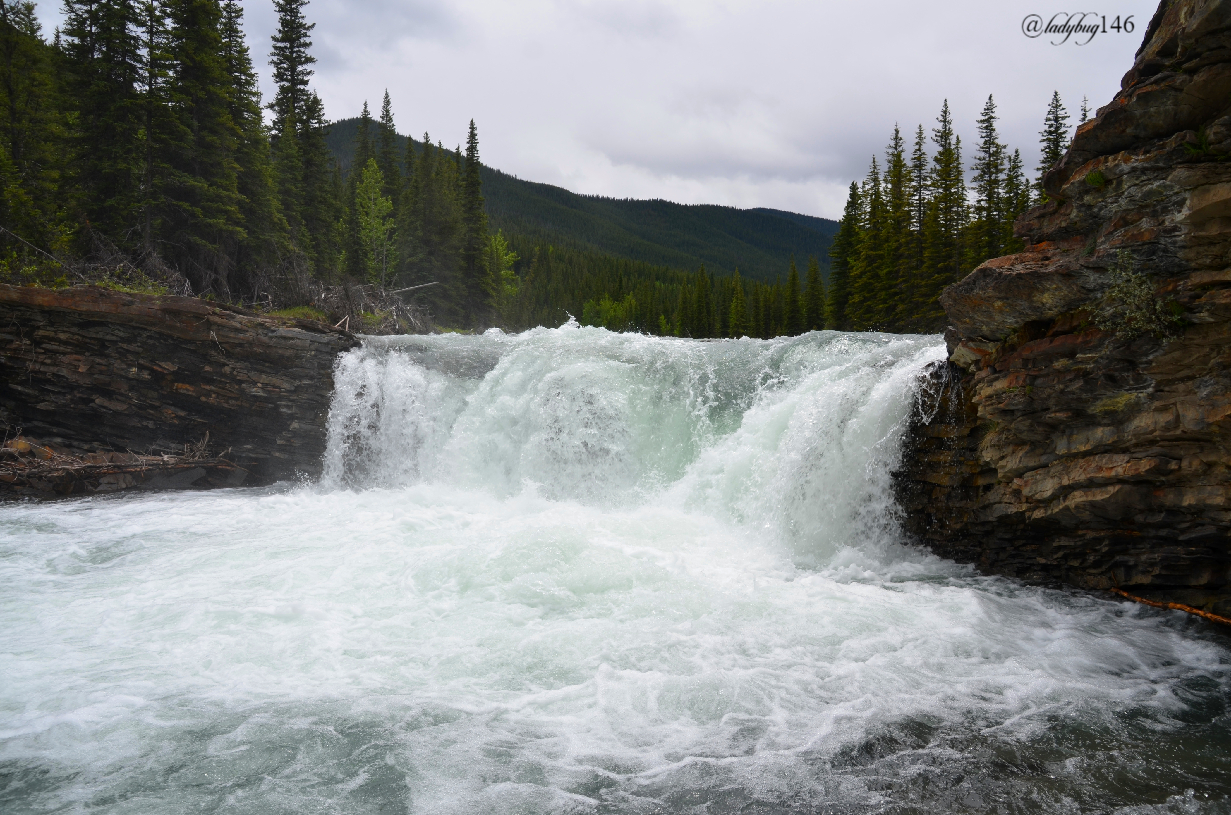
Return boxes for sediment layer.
[897,0,1231,615]
[0,284,357,489]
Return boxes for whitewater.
[1,324,1228,814]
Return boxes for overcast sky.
[37,0,1157,219]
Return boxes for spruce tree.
[803,256,824,331]
[268,0,314,137]
[882,125,910,328]
[377,90,400,209]
[691,266,712,337]
[930,100,966,284]
[748,282,763,339]
[220,0,285,285]
[0,3,69,268]
[163,0,246,293]
[1079,95,1089,124]
[268,0,338,277]
[352,100,374,175]
[354,157,394,286]
[783,257,802,335]
[1036,91,1070,199]
[847,156,883,329]
[344,100,374,279]
[62,0,145,244]
[907,123,929,275]
[968,94,1005,268]
[825,182,859,330]
[728,271,748,337]
[460,119,488,324]
[1001,148,1029,254]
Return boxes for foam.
[1,326,1227,814]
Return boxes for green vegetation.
[269,305,328,322]
[0,0,1079,338]
[325,118,839,285]
[824,95,1035,332]
[1096,250,1184,340]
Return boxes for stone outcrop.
[0,284,357,489]
[896,0,1231,616]
[0,435,249,498]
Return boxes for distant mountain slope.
[326,118,837,282]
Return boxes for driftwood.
[1110,588,1231,628]
[0,436,248,499]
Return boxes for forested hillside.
[0,0,1081,338]
[326,118,837,284]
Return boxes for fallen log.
[0,436,248,499]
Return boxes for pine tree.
[728,270,748,337]
[882,125,910,327]
[783,257,802,335]
[343,100,373,279]
[268,0,313,137]
[1079,95,1089,124]
[847,156,883,329]
[62,0,145,244]
[460,119,488,324]
[908,125,929,268]
[1001,148,1029,254]
[163,0,246,293]
[220,0,285,286]
[354,157,394,286]
[268,0,337,277]
[825,181,859,330]
[930,100,966,283]
[376,90,399,209]
[803,256,824,331]
[748,282,763,339]
[691,265,712,337]
[1036,91,1070,199]
[0,2,70,269]
[968,94,1005,268]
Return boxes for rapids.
[1,324,1228,814]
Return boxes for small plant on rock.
[1096,250,1184,340]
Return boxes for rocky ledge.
[896,0,1231,616]
[1,284,358,492]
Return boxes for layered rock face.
[0,285,357,486]
[897,0,1231,614]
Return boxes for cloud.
[34,0,1159,218]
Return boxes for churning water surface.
[1,325,1229,814]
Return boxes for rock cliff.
[0,285,357,487]
[897,0,1231,615]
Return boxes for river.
[2,324,1228,813]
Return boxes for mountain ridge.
[325,118,838,283]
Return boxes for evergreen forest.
[0,0,1082,337]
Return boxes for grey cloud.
[34,0,1158,219]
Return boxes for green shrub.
[1084,170,1106,188]
[1096,250,1183,340]
[270,306,328,323]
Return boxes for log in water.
[2,324,1228,813]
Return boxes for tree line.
[823,92,1079,333]
[500,236,826,339]
[554,91,1080,338]
[1,0,1084,336]
[0,0,500,327]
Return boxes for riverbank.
[0,284,357,489]
[895,0,1231,616]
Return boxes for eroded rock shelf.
[896,0,1231,616]
[1,284,357,491]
